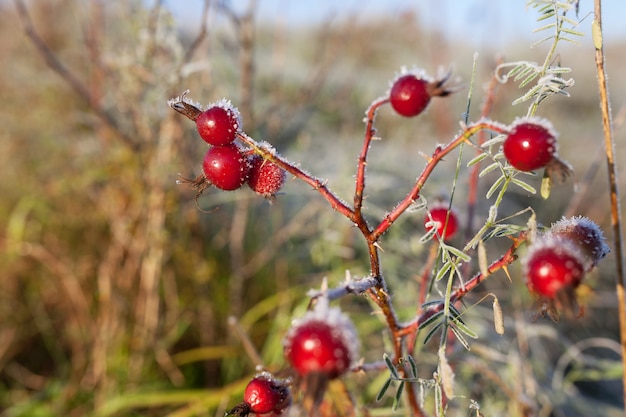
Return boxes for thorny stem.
[354,97,389,217]
[400,233,526,338]
[592,2,626,414]
[371,121,508,242]
[169,96,510,417]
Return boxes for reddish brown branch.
[371,121,508,241]
[354,97,389,217]
[399,232,526,338]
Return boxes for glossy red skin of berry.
[243,376,290,415]
[284,319,351,379]
[525,243,585,299]
[503,122,557,171]
[247,155,286,196]
[202,144,250,191]
[196,106,239,146]
[389,75,431,117]
[425,207,459,240]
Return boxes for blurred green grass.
[0,1,624,416]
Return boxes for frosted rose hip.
[202,144,250,191]
[503,119,558,171]
[284,304,358,379]
[523,236,586,299]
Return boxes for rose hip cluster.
[522,216,610,317]
[177,97,286,198]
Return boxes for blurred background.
[1,0,625,416]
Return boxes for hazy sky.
[164,0,626,48]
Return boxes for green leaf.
[435,261,454,282]
[376,378,392,402]
[421,299,445,309]
[536,10,556,21]
[479,162,501,178]
[450,325,472,351]
[485,175,506,199]
[423,322,443,346]
[393,381,405,410]
[480,134,506,149]
[466,152,489,167]
[444,245,471,262]
[407,355,418,379]
[384,353,399,379]
[511,178,537,194]
[418,309,445,330]
[451,316,479,339]
[419,227,438,244]
[530,35,556,48]
[518,71,540,88]
[533,22,557,33]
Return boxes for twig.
[591,2,626,414]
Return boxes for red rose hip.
[202,144,250,191]
[523,236,586,299]
[424,205,459,240]
[196,103,240,146]
[247,155,287,197]
[243,374,290,415]
[284,303,358,379]
[503,119,558,171]
[390,75,431,117]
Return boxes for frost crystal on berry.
[522,235,587,299]
[283,294,359,379]
[548,216,610,271]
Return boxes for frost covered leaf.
[486,175,506,199]
[479,162,501,178]
[511,178,537,194]
[451,316,479,340]
[435,261,454,282]
[467,152,490,167]
[480,134,506,149]
[444,245,471,263]
[450,325,471,351]
[419,227,438,244]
